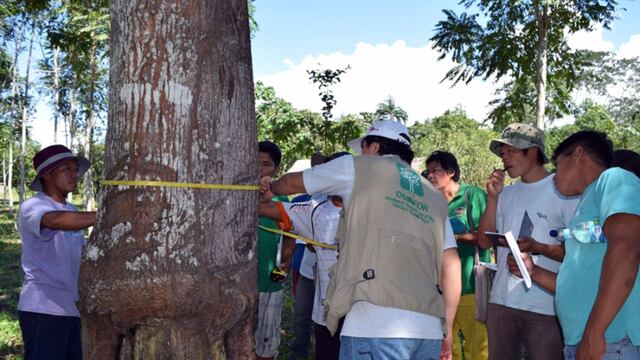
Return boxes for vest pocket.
[371,229,440,303]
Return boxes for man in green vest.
[262,120,461,360]
[425,150,489,360]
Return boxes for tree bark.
[79,1,258,359]
[535,1,549,130]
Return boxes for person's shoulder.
[462,183,486,196]
[20,193,54,212]
[597,167,640,191]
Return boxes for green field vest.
[324,155,448,334]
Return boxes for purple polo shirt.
[17,192,86,317]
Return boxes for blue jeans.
[339,336,442,360]
[18,310,83,360]
[564,337,639,360]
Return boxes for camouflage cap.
[489,123,549,163]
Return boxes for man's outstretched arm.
[41,211,96,231]
[266,172,306,196]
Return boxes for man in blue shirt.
[508,131,640,360]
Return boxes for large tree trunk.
[534,1,549,130]
[79,1,258,359]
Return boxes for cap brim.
[347,137,364,155]
[29,156,91,192]
[489,140,549,163]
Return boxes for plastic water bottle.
[550,223,606,244]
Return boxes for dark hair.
[258,140,282,167]
[426,151,460,182]
[552,131,613,168]
[362,135,414,164]
[612,149,640,177]
[521,147,545,165]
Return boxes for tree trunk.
[8,19,25,215]
[19,17,37,204]
[2,154,6,206]
[83,35,97,212]
[534,1,549,130]
[79,1,258,359]
[53,46,61,144]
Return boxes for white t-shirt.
[303,154,456,339]
[490,174,579,315]
[280,194,341,325]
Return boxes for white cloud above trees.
[256,30,640,126]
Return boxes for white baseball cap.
[347,120,411,154]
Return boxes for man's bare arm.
[578,213,640,359]
[41,211,96,231]
[440,248,462,360]
[259,202,283,222]
[269,172,306,196]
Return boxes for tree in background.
[430,0,619,130]
[256,80,365,171]
[375,96,409,124]
[79,0,258,358]
[410,107,502,187]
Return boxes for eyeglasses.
[421,168,446,178]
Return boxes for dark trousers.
[291,275,315,358]
[19,310,83,360]
[315,323,341,360]
[487,303,563,360]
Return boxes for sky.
[32,0,640,147]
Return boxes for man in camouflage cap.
[489,123,549,163]
[476,123,579,360]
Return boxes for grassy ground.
[277,279,316,360]
[0,199,309,360]
[0,208,23,359]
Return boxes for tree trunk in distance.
[79,1,258,359]
[53,46,61,144]
[83,35,97,212]
[535,1,549,130]
[20,17,36,204]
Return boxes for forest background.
[0,0,639,357]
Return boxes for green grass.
[0,208,23,359]
[0,197,306,359]
[277,280,314,360]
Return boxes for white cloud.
[257,40,500,125]
[618,34,640,59]
[566,25,615,52]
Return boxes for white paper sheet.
[505,231,532,289]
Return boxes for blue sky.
[252,0,640,77]
[32,1,640,146]
[246,0,640,129]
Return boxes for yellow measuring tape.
[101,180,260,191]
[258,225,338,250]
[101,180,335,249]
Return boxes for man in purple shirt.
[18,145,96,360]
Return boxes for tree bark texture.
[79,1,258,359]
